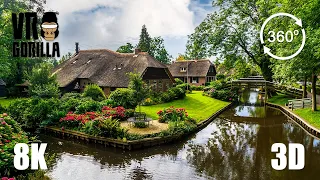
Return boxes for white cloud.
[44,0,212,58]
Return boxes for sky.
[44,0,214,60]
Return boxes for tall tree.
[186,0,276,81]
[116,43,134,53]
[137,24,151,53]
[149,37,171,64]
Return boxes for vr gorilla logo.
[41,12,59,41]
[12,12,60,57]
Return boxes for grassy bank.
[267,93,320,130]
[139,91,230,123]
[268,93,292,106]
[0,97,16,107]
[294,108,320,130]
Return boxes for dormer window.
[180,67,187,72]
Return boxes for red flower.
[1,121,6,125]
[5,140,10,143]
[61,127,65,131]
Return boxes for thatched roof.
[0,79,6,86]
[53,49,170,88]
[168,60,215,77]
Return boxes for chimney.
[75,42,79,54]
[134,48,141,55]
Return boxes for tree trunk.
[259,58,274,82]
[303,76,307,98]
[311,73,317,111]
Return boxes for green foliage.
[0,113,29,177]
[185,0,275,81]
[128,72,149,111]
[191,85,204,91]
[174,78,184,85]
[149,37,172,64]
[30,83,60,98]
[168,87,186,99]
[216,74,225,81]
[29,63,60,98]
[75,100,102,114]
[138,25,151,53]
[83,84,106,101]
[7,98,60,129]
[61,92,81,100]
[116,43,135,53]
[176,83,192,92]
[82,117,128,138]
[134,122,148,128]
[109,88,137,109]
[209,81,223,90]
[0,104,6,113]
[210,89,238,102]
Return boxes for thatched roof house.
[53,49,175,95]
[0,79,6,97]
[168,60,216,86]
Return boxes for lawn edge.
[266,102,320,138]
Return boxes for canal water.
[41,90,320,180]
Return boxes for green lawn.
[0,98,15,107]
[267,93,320,130]
[268,93,292,106]
[138,91,230,123]
[295,108,320,130]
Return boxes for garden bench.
[127,112,152,127]
[287,98,312,110]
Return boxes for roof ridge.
[79,49,134,56]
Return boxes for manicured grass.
[294,108,320,130]
[138,91,230,123]
[0,98,15,107]
[268,93,292,106]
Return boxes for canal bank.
[42,90,320,180]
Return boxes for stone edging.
[266,102,320,138]
[44,103,233,150]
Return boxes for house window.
[192,77,199,83]
[209,66,214,73]
[180,67,187,72]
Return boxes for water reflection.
[44,90,320,180]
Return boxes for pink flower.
[2,113,7,117]
[0,118,3,121]
[61,127,65,131]
[2,177,9,180]
[1,121,6,125]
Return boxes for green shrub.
[209,81,223,90]
[0,113,29,177]
[83,84,106,101]
[109,88,137,109]
[82,117,128,138]
[168,87,186,99]
[176,83,192,92]
[157,107,192,123]
[134,122,148,128]
[30,83,60,98]
[191,85,204,91]
[160,92,171,102]
[0,104,6,113]
[75,100,102,114]
[7,98,60,129]
[60,98,82,112]
[174,78,184,85]
[61,92,81,100]
[210,89,238,102]
[216,74,225,80]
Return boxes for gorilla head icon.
[41,12,59,41]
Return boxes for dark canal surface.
[41,90,320,180]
